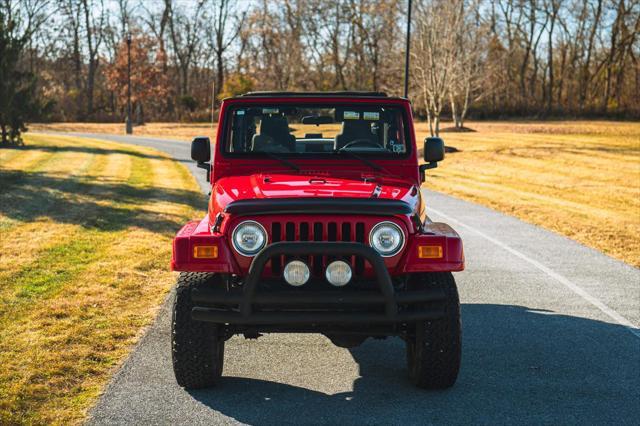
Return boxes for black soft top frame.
[237,91,402,99]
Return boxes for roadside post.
[125,32,133,135]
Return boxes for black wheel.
[406,272,461,389]
[172,272,225,389]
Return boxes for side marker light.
[418,245,443,259]
[193,245,218,259]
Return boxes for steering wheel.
[339,139,384,151]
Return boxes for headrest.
[260,115,289,135]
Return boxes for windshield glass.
[223,104,408,156]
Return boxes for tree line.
[1,0,638,143]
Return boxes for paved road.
[44,133,640,425]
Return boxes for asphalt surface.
[43,133,640,425]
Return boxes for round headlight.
[232,220,267,256]
[369,221,404,257]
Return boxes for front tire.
[172,272,225,389]
[406,272,461,389]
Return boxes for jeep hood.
[210,173,420,215]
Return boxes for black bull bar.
[191,242,446,325]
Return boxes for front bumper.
[191,242,446,325]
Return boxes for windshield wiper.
[261,151,300,172]
[337,150,389,175]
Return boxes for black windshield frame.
[218,102,412,159]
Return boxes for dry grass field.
[29,120,640,267]
[0,134,204,424]
[415,121,640,267]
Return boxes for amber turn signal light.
[418,245,443,259]
[193,245,218,259]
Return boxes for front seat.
[251,116,295,152]
[334,120,377,150]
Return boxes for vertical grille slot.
[341,222,353,266]
[355,222,365,275]
[327,222,337,265]
[271,222,282,275]
[272,222,282,242]
[285,222,295,263]
[300,223,309,241]
[300,222,310,264]
[285,222,295,241]
[313,222,323,275]
[328,223,337,241]
[341,223,351,242]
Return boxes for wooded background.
[4,0,639,129]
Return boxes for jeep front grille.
[270,220,367,277]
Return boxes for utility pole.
[404,0,412,99]
[125,33,133,135]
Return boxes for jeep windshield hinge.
[212,213,224,233]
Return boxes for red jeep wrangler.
[171,92,464,389]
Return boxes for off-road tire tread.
[407,272,461,389]
[172,272,224,389]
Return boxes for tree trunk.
[181,65,189,97]
[519,2,536,109]
[1,123,7,145]
[136,102,145,125]
[86,58,97,118]
[73,25,83,120]
[449,93,460,128]
[215,50,224,105]
[557,42,567,108]
[546,1,559,114]
[579,0,603,111]
[460,83,471,129]
[425,97,434,137]
[601,0,623,113]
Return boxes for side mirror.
[191,136,211,181]
[419,137,445,182]
[424,137,445,163]
[191,136,210,162]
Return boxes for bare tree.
[166,0,206,97]
[448,0,490,129]
[327,1,352,90]
[517,0,548,107]
[8,0,640,121]
[413,0,465,135]
[347,0,402,92]
[205,0,245,103]
[58,0,84,117]
[80,0,105,118]
[544,0,562,114]
[2,0,52,38]
[579,0,603,111]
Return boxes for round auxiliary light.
[231,220,267,256]
[369,221,404,257]
[283,260,310,286]
[325,260,352,287]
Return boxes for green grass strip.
[0,230,117,320]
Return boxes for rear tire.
[172,272,225,389]
[406,272,461,389]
